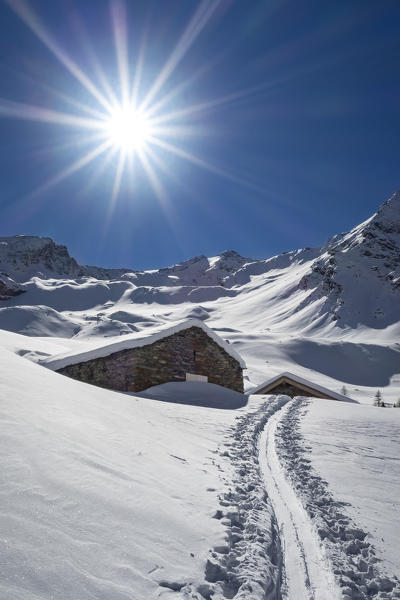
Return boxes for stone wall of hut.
[57,326,243,393]
[257,381,329,398]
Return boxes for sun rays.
[0,0,272,217]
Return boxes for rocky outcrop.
[0,236,81,280]
[0,273,25,300]
[0,235,130,282]
[296,190,400,325]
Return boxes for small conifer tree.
[374,390,383,407]
[341,385,348,397]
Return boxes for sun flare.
[105,106,152,152]
[1,0,251,209]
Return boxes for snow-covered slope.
[1,191,399,403]
[296,190,400,329]
[2,192,399,317]
[2,336,399,599]
[2,191,400,599]
[301,398,400,582]
[271,397,400,598]
[0,341,241,599]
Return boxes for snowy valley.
[1,191,400,599]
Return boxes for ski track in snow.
[275,397,400,600]
[175,396,340,600]
[259,400,341,600]
[175,396,288,600]
[175,396,400,600]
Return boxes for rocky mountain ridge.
[0,235,130,284]
[0,191,399,335]
[0,234,258,293]
[296,191,400,325]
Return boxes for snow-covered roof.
[44,318,246,370]
[248,371,356,403]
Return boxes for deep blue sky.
[0,0,399,269]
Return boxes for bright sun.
[2,0,237,203]
[105,106,152,152]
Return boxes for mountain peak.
[215,250,253,266]
[220,250,246,258]
[0,235,130,282]
[372,190,400,234]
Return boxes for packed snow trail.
[174,396,288,599]
[276,397,400,599]
[259,400,341,600]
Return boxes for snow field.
[277,397,400,599]
[0,347,242,599]
[1,192,400,598]
[2,342,310,600]
[2,332,400,599]
[301,399,400,586]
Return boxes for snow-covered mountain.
[296,190,400,328]
[0,234,254,289]
[2,193,400,315]
[1,191,400,600]
[2,191,400,321]
[1,191,400,400]
[0,234,130,283]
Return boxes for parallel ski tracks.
[259,400,341,600]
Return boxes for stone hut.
[249,371,354,402]
[45,319,245,393]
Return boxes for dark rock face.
[57,326,244,393]
[0,236,81,279]
[295,190,400,326]
[0,274,25,300]
[0,235,130,281]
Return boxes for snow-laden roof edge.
[43,318,246,371]
[247,371,357,403]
